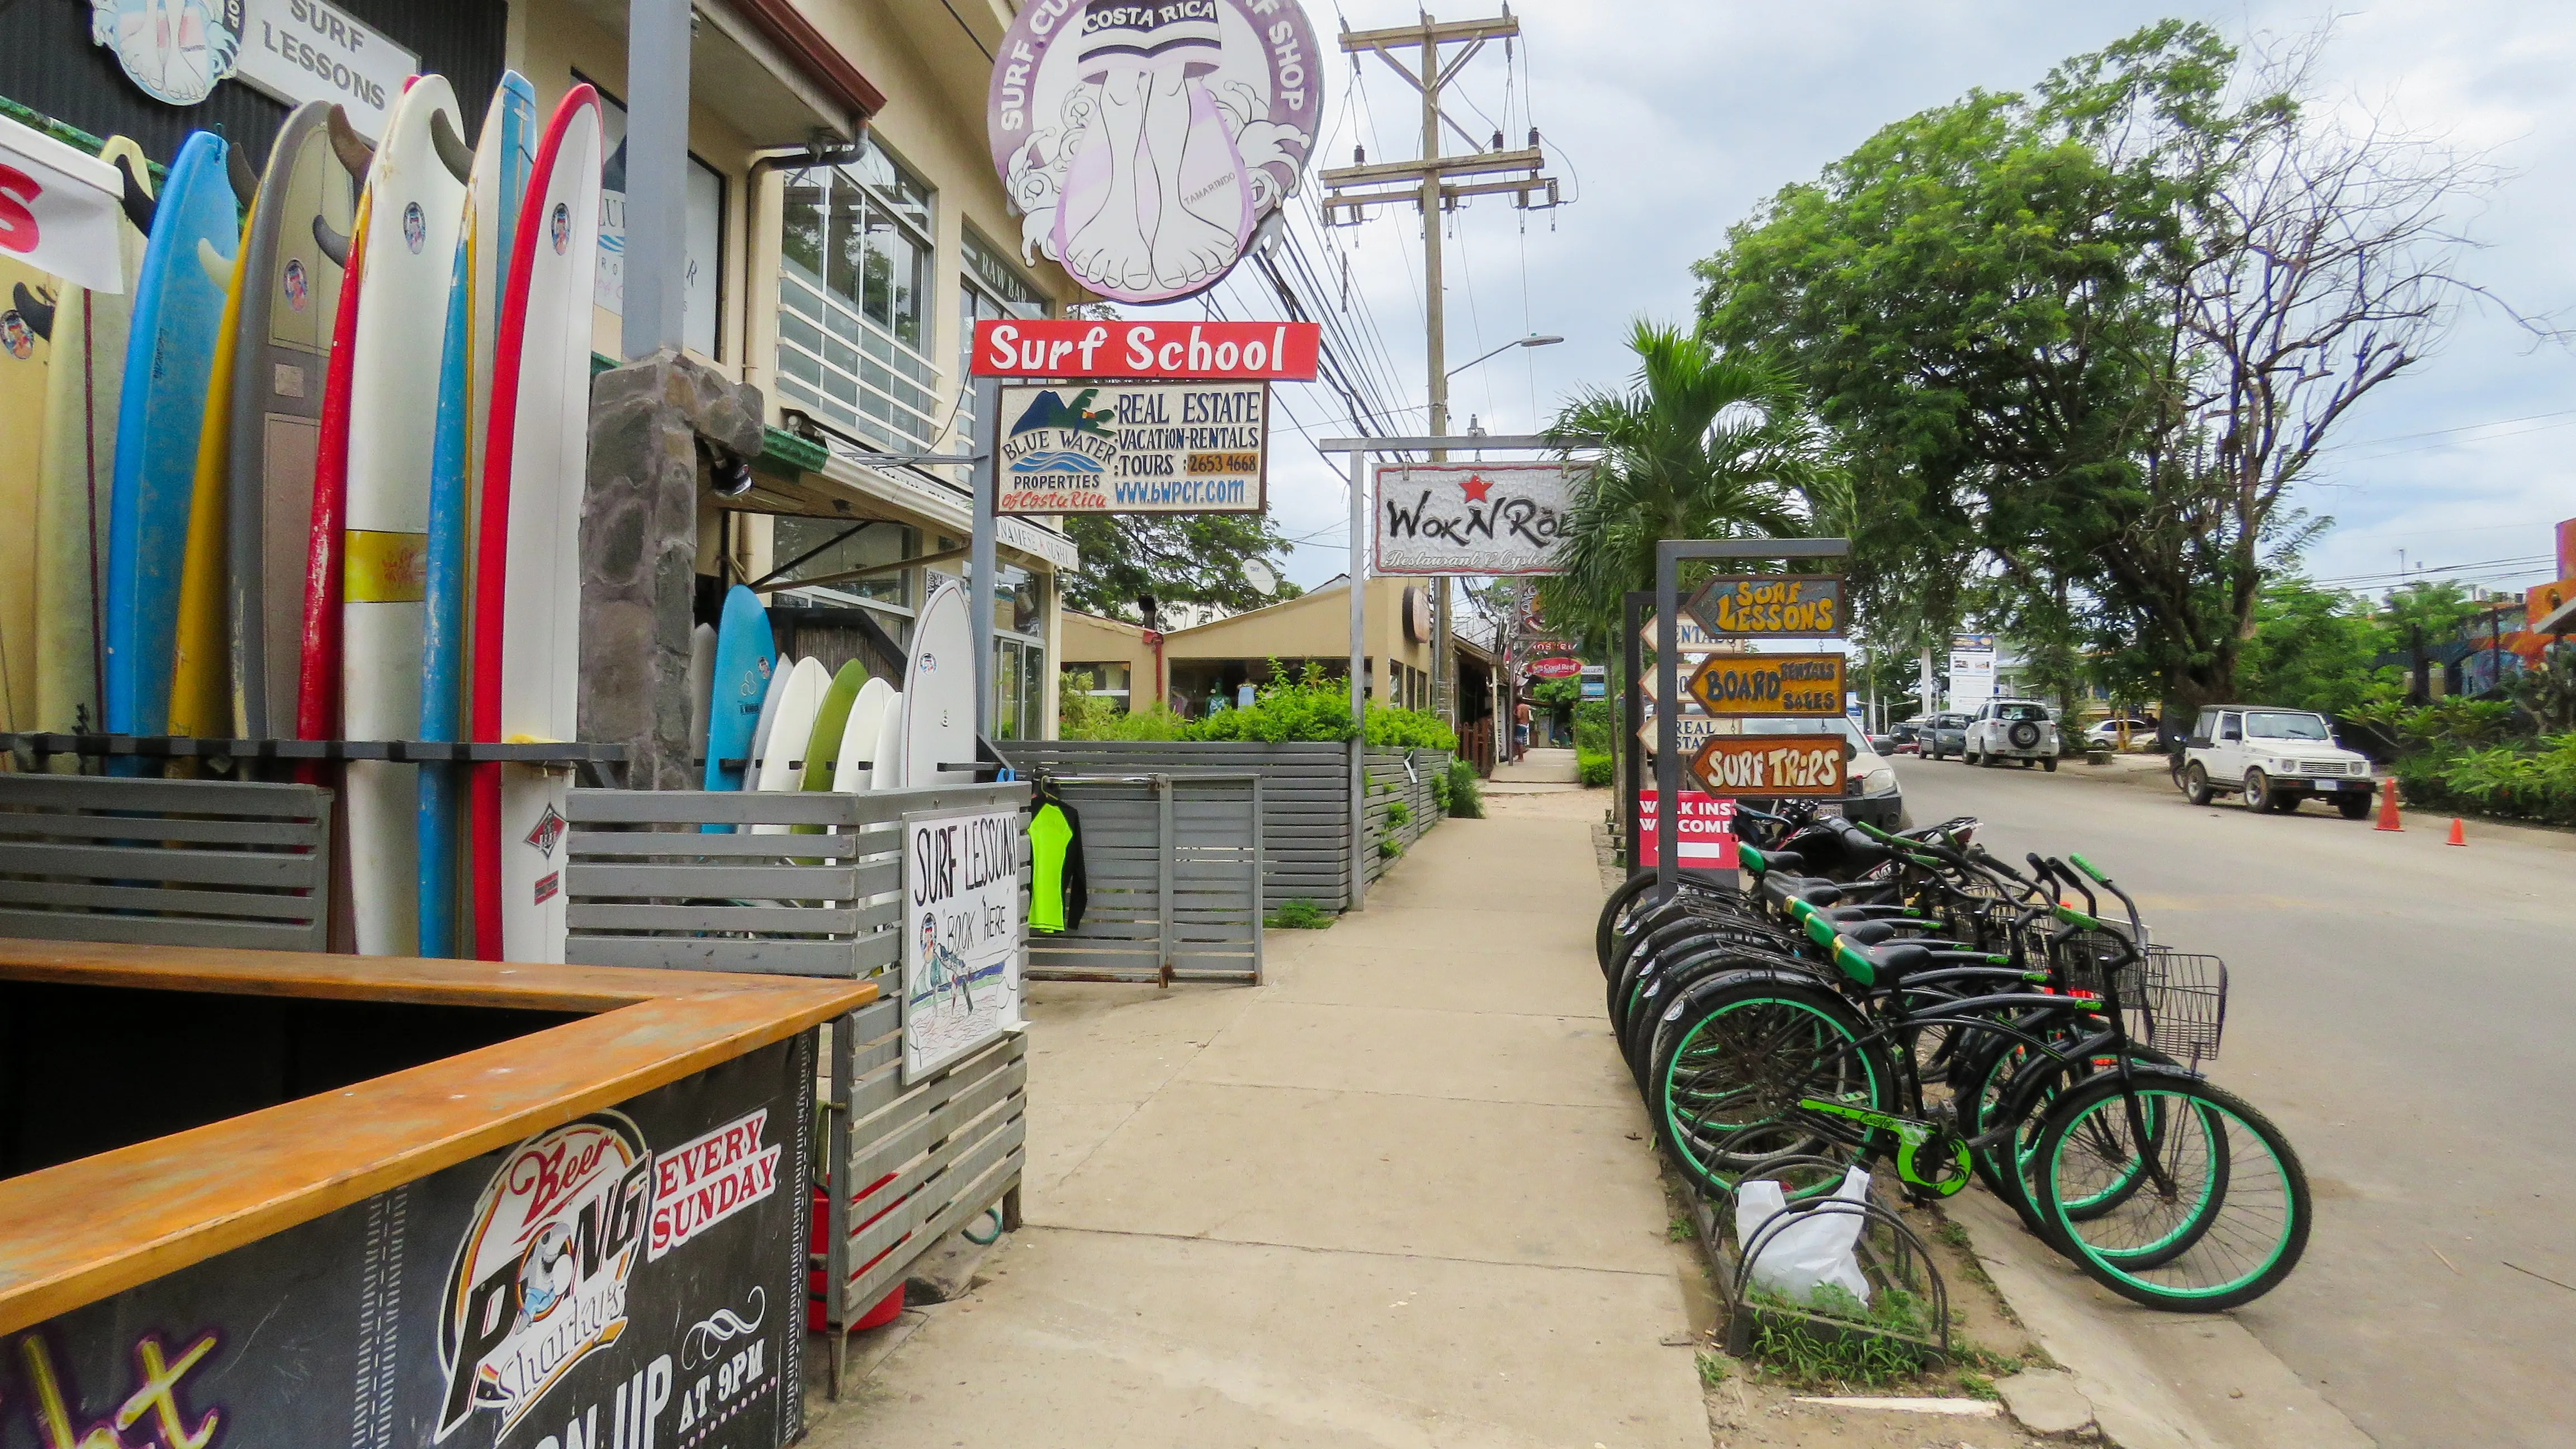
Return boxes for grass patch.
[1446,757,1484,817]
[1955,1370,1997,1400]
[1695,1351,1730,1388]
[1263,899,1333,930]
[1740,1284,1937,1389]
[1668,1215,1698,1242]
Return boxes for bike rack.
[1685,1171,1953,1367]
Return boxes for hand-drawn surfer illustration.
[988,0,1321,304]
[917,911,976,1019]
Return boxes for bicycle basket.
[2029,924,2143,1001]
[2135,947,2228,1064]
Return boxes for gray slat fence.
[998,741,1453,909]
[1024,773,1262,985]
[560,783,1032,1399]
[999,741,1346,911]
[0,774,332,950]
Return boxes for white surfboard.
[903,575,978,787]
[745,653,792,786]
[688,621,716,763]
[345,75,468,956]
[871,689,905,791]
[751,656,828,835]
[833,677,897,792]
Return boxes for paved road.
[1892,754,2576,1449]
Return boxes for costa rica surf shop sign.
[987,0,1322,305]
[997,380,1267,514]
[1373,462,1581,576]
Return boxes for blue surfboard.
[419,73,537,957]
[702,586,777,828]
[103,131,235,751]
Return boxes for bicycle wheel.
[1596,869,1666,975]
[2030,1068,2309,1311]
[1649,977,1887,1195]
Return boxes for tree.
[2380,581,2476,704]
[1059,513,1303,621]
[2235,577,2395,716]
[1535,320,1836,652]
[1698,20,2512,719]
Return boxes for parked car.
[1738,717,1906,828]
[1963,698,2062,769]
[1881,721,1924,755]
[2083,716,2160,749]
[1920,712,1970,760]
[2175,705,2376,817]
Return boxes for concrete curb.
[1948,1192,2374,1449]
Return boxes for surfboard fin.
[11,283,55,343]
[197,237,237,286]
[328,105,376,182]
[430,108,474,185]
[227,138,258,209]
[313,216,353,268]
[115,154,157,235]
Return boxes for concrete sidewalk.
[815,788,1706,1448]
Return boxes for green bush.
[1574,699,1616,754]
[1445,757,1484,818]
[1182,660,1358,743]
[1377,837,1402,859]
[2395,733,2576,826]
[1577,747,1614,787]
[1428,768,1453,816]
[1058,673,1187,740]
[1385,798,1412,828]
[1265,898,1334,929]
[1364,703,1458,750]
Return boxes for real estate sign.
[996,381,1268,515]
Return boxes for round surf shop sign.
[988,0,1322,304]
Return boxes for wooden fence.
[1023,773,1263,985]
[0,774,332,950]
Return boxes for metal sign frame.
[1652,540,1851,892]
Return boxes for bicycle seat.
[1828,933,1932,988]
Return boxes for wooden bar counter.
[0,938,870,1449]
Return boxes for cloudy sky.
[1155,0,2576,609]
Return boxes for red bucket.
[807,1179,908,1332]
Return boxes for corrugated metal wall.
[1,2,505,171]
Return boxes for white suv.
[2176,706,2376,817]
[1963,698,2062,770]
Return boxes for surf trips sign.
[997,380,1268,514]
[987,0,1322,305]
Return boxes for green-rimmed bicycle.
[1647,843,2310,1312]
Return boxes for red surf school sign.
[972,318,1320,380]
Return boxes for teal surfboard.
[420,72,536,958]
[702,585,777,829]
[104,131,235,746]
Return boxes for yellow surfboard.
[34,136,154,742]
[0,255,52,736]
[167,222,252,740]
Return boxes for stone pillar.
[580,349,766,789]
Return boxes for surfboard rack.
[2,733,629,786]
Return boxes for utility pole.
[1322,8,1561,728]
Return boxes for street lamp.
[1446,333,1564,380]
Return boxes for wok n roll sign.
[1374,462,1584,576]
[972,319,1319,379]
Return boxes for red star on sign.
[1460,474,1494,503]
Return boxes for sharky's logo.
[404,201,427,253]
[524,804,567,858]
[436,1114,654,1440]
[89,0,245,107]
[550,201,571,254]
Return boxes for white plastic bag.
[1734,1166,1873,1308]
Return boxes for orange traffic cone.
[2447,817,2467,846]
[2374,778,2403,832]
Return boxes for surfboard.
[470,84,604,963]
[103,130,234,750]
[33,137,153,745]
[702,584,774,799]
[419,72,535,956]
[871,690,906,792]
[833,677,896,792]
[750,657,828,834]
[688,621,717,763]
[799,661,866,790]
[1,254,54,733]
[746,653,793,783]
[903,574,979,785]
[340,76,467,956]
[228,101,353,740]
[165,215,250,741]
[296,137,372,751]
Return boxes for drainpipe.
[742,132,868,387]
[1144,630,1167,709]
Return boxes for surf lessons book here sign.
[903,803,1025,1082]
[996,380,1268,515]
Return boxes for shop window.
[768,517,918,612]
[589,84,727,359]
[777,136,940,451]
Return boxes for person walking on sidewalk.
[1513,699,1533,761]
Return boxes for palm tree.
[1538,321,1840,649]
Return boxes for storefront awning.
[566,0,882,143]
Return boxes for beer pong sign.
[972,319,1319,379]
[1688,733,1847,797]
